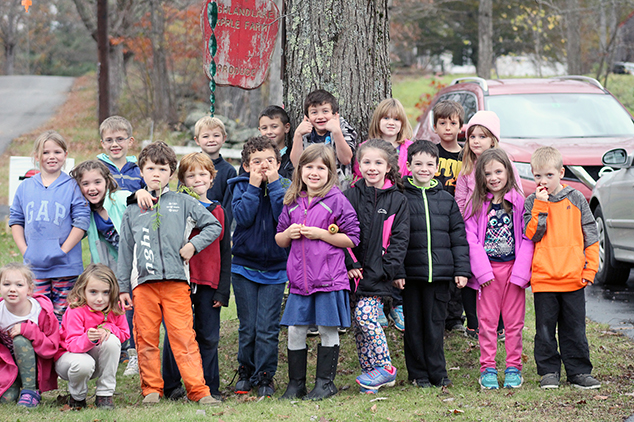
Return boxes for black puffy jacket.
[402,177,471,284]
[344,180,410,298]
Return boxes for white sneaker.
[123,349,138,376]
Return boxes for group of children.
[0,89,601,410]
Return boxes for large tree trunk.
[283,0,391,140]
[565,0,582,74]
[477,0,493,79]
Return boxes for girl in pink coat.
[463,149,534,390]
[0,263,60,408]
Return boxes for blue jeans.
[232,273,285,383]
[162,284,221,395]
[123,309,135,349]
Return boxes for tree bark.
[0,0,21,75]
[149,0,176,124]
[477,0,493,79]
[283,0,391,140]
[565,0,582,74]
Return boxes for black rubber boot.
[304,344,339,400]
[280,348,307,399]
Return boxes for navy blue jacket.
[206,155,237,226]
[228,173,290,272]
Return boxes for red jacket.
[0,294,60,396]
[188,202,231,306]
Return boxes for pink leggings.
[477,260,525,371]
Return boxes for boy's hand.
[295,116,313,136]
[286,223,302,240]
[582,278,593,285]
[264,165,279,183]
[180,242,196,264]
[249,166,264,187]
[393,278,405,290]
[8,323,21,338]
[455,276,468,288]
[348,268,363,280]
[481,279,493,288]
[299,225,325,240]
[535,186,549,202]
[212,300,223,308]
[136,189,156,210]
[119,293,133,311]
[324,112,342,134]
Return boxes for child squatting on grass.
[0,263,60,408]
[276,144,360,400]
[55,264,129,409]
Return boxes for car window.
[435,92,478,122]
[487,94,634,138]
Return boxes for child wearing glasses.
[97,116,145,192]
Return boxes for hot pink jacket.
[456,163,524,216]
[464,189,534,290]
[0,294,60,396]
[55,305,130,360]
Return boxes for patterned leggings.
[34,276,77,323]
[0,336,37,403]
[353,296,392,372]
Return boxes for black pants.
[445,281,465,329]
[534,288,592,377]
[403,280,449,384]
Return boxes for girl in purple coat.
[276,144,360,400]
[464,149,534,390]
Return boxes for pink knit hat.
[465,110,501,142]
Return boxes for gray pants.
[55,335,121,400]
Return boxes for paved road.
[0,75,75,154]
[586,274,634,340]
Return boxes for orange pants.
[133,281,210,401]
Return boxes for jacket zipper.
[423,188,432,283]
[302,198,309,294]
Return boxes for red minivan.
[414,76,634,199]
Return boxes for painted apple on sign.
[201,0,280,90]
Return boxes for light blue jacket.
[86,189,130,272]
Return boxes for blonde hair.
[33,130,68,165]
[194,116,227,139]
[460,125,499,176]
[284,144,338,205]
[0,262,34,290]
[178,152,218,185]
[468,149,522,219]
[99,116,133,139]
[68,264,123,315]
[368,98,413,144]
[531,146,563,171]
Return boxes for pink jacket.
[353,139,413,183]
[56,305,130,360]
[0,294,60,396]
[455,162,524,216]
[464,189,534,290]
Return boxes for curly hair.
[240,136,280,168]
[70,160,119,211]
[138,141,177,174]
[356,138,403,190]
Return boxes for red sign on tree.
[201,0,280,90]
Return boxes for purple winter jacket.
[464,189,534,290]
[277,186,360,295]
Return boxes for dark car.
[413,76,634,199]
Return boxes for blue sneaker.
[356,366,397,390]
[377,311,389,328]
[389,306,405,332]
[359,385,377,394]
[479,368,499,390]
[503,367,523,388]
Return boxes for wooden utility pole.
[97,0,110,123]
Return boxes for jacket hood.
[97,153,138,165]
[466,110,501,142]
[227,171,251,189]
[403,177,441,193]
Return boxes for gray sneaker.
[540,372,560,389]
[569,374,601,390]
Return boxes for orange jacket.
[524,186,599,292]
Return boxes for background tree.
[477,0,493,78]
[283,0,391,139]
[0,0,22,75]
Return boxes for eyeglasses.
[102,136,130,145]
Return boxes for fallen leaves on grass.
[448,409,464,414]
[370,404,378,412]
[369,397,387,402]
[593,395,609,400]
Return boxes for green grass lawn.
[0,73,633,420]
